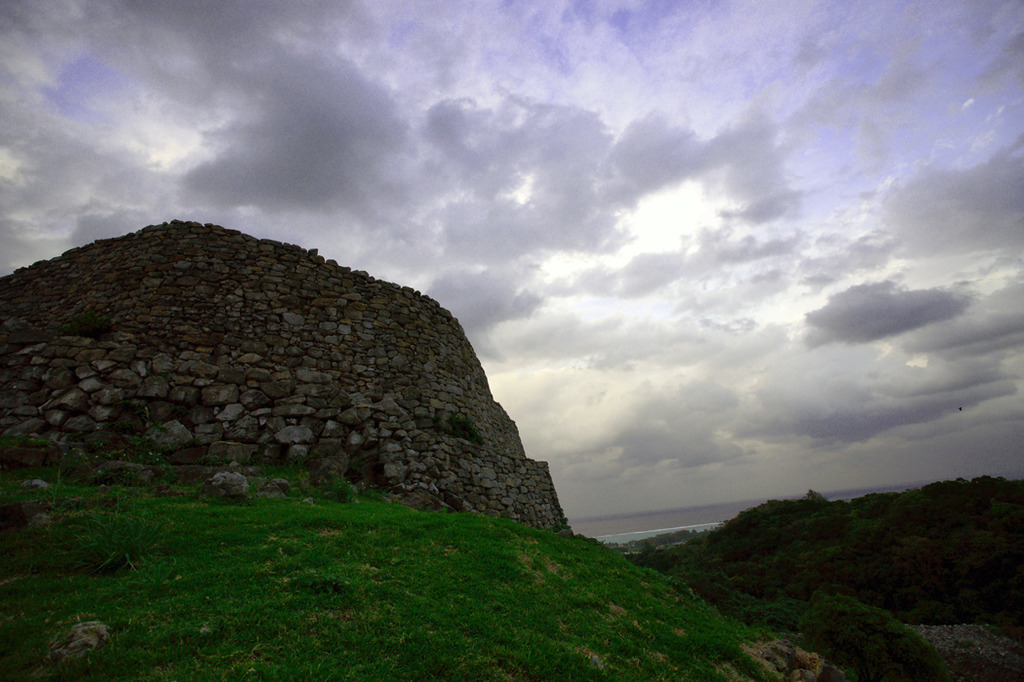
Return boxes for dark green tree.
[799,594,950,682]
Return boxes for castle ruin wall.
[0,220,565,529]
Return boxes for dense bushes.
[800,594,950,682]
[630,477,1024,636]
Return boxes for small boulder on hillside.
[200,471,250,499]
[46,621,110,663]
[0,499,51,532]
[256,478,290,499]
[19,479,51,490]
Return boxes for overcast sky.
[2,0,1023,520]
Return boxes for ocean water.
[570,482,925,542]
[569,499,758,541]
[592,522,723,545]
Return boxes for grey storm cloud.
[708,230,802,263]
[805,281,971,346]
[116,0,366,69]
[491,311,716,371]
[425,98,627,262]
[608,251,688,299]
[910,314,1024,358]
[798,231,899,290]
[424,99,808,271]
[182,52,408,213]
[977,31,1024,90]
[607,113,802,223]
[427,269,542,339]
[791,365,1017,443]
[745,345,1018,444]
[885,151,1024,256]
[578,230,801,301]
[707,114,802,223]
[607,115,709,200]
[591,381,743,474]
[790,380,1012,442]
[905,281,1024,358]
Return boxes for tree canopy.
[630,477,1024,637]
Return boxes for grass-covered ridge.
[1,470,771,681]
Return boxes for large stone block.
[201,384,239,406]
[275,425,315,444]
[208,441,256,464]
[146,420,194,449]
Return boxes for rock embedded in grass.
[200,471,251,499]
[46,621,109,664]
[256,478,290,499]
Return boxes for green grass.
[1,470,772,681]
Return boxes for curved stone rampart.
[0,220,564,528]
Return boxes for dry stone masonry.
[0,220,565,528]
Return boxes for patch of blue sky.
[607,0,710,49]
[42,55,128,124]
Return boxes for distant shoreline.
[595,522,723,545]
[570,481,927,539]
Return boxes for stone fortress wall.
[0,220,565,529]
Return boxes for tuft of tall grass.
[69,512,165,574]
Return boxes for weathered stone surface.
[52,387,89,412]
[145,420,194,449]
[256,477,290,498]
[208,441,256,464]
[3,418,48,436]
[215,403,245,421]
[167,446,207,465]
[200,471,250,498]
[168,385,200,405]
[0,221,566,529]
[0,443,61,468]
[275,425,315,445]
[8,328,50,344]
[137,375,169,398]
[0,499,51,532]
[296,368,331,384]
[169,464,262,484]
[239,389,271,409]
[201,384,239,406]
[340,406,370,426]
[63,414,97,433]
[47,621,110,663]
[912,624,1024,682]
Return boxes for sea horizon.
[569,481,928,541]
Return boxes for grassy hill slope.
[1,470,771,681]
